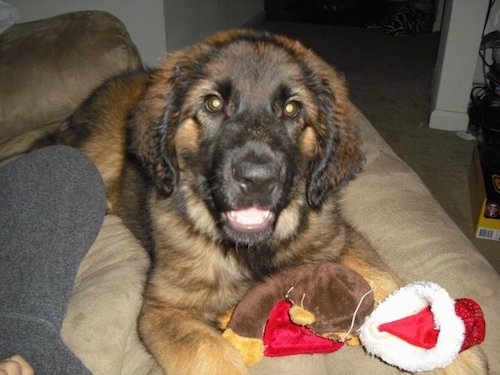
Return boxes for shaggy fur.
[29,29,486,374]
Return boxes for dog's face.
[130,30,363,251]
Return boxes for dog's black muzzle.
[207,116,297,243]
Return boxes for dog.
[29,29,487,374]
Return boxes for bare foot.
[0,355,34,375]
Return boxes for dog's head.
[129,29,364,248]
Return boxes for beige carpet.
[261,20,500,272]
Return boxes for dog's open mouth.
[222,207,275,234]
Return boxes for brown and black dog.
[29,29,486,374]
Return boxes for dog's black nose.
[233,158,283,196]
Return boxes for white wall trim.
[429,109,470,131]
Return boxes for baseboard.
[428,109,469,131]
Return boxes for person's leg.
[0,146,106,375]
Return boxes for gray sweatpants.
[0,146,106,375]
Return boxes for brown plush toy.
[220,261,375,366]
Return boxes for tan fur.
[76,72,148,207]
[175,119,201,156]
[15,29,486,374]
[300,126,318,158]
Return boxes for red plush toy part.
[263,300,344,357]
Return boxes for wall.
[165,0,265,51]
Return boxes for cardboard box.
[469,146,500,241]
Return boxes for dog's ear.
[306,65,365,209]
[128,51,199,197]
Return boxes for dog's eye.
[283,101,300,118]
[205,95,224,113]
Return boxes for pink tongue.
[225,207,274,233]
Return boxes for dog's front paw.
[139,310,248,375]
[161,334,249,375]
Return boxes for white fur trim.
[359,282,465,372]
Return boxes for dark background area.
[265,0,390,26]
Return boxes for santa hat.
[359,282,485,373]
